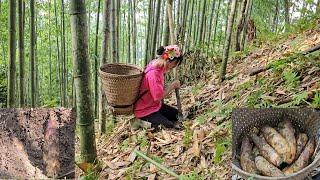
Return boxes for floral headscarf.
[161,45,182,60]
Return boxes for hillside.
[76,23,320,179]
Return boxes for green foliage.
[124,160,144,179]
[233,80,254,99]
[79,165,100,180]
[183,123,193,146]
[246,90,263,108]
[192,83,204,95]
[213,138,231,164]
[212,100,233,119]
[292,91,308,105]
[137,133,149,148]
[312,92,320,108]
[120,138,130,152]
[267,59,287,72]
[145,155,164,167]
[196,114,207,125]
[283,69,300,90]
[42,99,59,107]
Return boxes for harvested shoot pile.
[79,27,320,179]
[240,121,315,177]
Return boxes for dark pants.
[140,104,178,128]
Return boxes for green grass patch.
[312,92,320,108]
[283,69,300,90]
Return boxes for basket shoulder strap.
[133,67,158,105]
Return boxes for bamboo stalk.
[134,149,181,179]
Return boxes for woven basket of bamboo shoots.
[232,108,320,180]
[99,63,143,115]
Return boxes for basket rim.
[99,63,143,78]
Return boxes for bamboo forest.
[1,0,320,179]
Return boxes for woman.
[134,45,183,129]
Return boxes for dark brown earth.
[0,108,76,179]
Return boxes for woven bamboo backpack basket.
[232,108,320,180]
[99,63,144,115]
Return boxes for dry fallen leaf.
[276,89,286,95]
[149,164,158,173]
[128,146,139,163]
[147,174,157,180]
[191,139,200,157]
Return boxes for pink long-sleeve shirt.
[134,61,165,118]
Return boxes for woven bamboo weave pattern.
[99,63,143,115]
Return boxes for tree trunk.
[144,0,153,65]
[48,1,52,98]
[94,0,101,117]
[116,0,120,61]
[18,0,25,107]
[8,0,17,107]
[131,0,137,64]
[61,0,66,107]
[167,0,182,118]
[240,0,252,51]
[235,0,247,51]
[284,0,290,25]
[167,0,175,44]
[194,1,201,45]
[54,0,62,106]
[212,0,221,50]
[186,0,195,51]
[224,0,232,39]
[99,0,111,134]
[181,0,189,51]
[128,1,131,63]
[35,15,39,106]
[111,0,118,63]
[30,0,36,107]
[162,2,170,46]
[151,0,161,58]
[198,0,206,45]
[220,0,237,82]
[317,0,320,13]
[207,0,216,44]
[70,0,97,163]
[272,0,279,32]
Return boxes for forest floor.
[77,23,320,179]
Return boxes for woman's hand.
[163,80,181,99]
[171,80,181,89]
